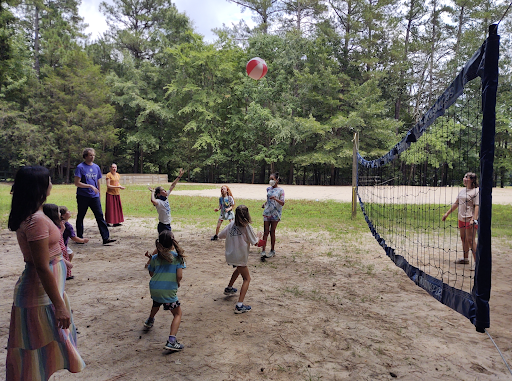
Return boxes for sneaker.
[260,251,267,258]
[144,317,154,329]
[234,304,252,314]
[164,340,184,351]
[103,238,116,245]
[455,258,469,264]
[268,250,276,258]
[211,235,218,241]
[224,287,238,295]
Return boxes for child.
[43,204,74,280]
[218,205,262,314]
[211,185,235,241]
[148,168,185,234]
[143,230,186,351]
[261,172,285,259]
[60,206,90,255]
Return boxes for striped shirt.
[147,252,186,303]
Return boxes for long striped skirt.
[105,193,124,225]
[6,256,85,381]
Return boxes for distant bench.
[98,174,168,185]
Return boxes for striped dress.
[6,211,85,381]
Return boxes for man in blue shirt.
[74,148,115,245]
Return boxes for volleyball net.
[356,25,499,332]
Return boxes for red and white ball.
[246,57,268,80]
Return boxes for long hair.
[156,230,185,265]
[43,204,61,228]
[234,205,252,227]
[465,172,478,188]
[8,166,50,231]
[221,185,233,198]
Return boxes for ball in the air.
[246,57,268,80]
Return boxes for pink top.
[16,210,63,262]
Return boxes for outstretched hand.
[144,251,151,259]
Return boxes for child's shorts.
[152,300,180,310]
[263,216,280,222]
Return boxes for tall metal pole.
[352,132,359,218]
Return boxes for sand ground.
[0,185,511,380]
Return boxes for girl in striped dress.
[6,166,85,381]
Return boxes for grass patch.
[1,183,511,241]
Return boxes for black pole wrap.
[474,24,499,332]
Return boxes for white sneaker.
[260,251,267,258]
[268,250,275,258]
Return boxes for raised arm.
[168,168,185,193]
[148,187,158,206]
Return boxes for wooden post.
[352,132,358,218]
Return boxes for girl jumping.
[211,185,235,241]
[143,230,186,351]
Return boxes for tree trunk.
[33,5,40,76]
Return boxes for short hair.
[271,172,280,183]
[59,205,69,218]
[82,148,96,159]
[154,186,164,198]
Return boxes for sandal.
[455,258,470,264]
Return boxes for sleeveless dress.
[6,211,85,381]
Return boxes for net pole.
[352,132,358,218]
[473,24,499,333]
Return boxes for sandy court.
[173,184,512,205]
[0,186,511,380]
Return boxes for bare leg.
[467,226,477,261]
[459,228,469,260]
[269,221,279,251]
[237,266,251,303]
[228,267,240,288]
[215,220,223,236]
[169,306,182,336]
[149,305,160,319]
[262,220,270,251]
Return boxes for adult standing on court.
[74,148,115,245]
[105,163,125,227]
[261,172,285,259]
[442,172,479,264]
[6,166,85,380]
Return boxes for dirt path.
[0,216,510,380]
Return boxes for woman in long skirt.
[6,166,85,381]
[105,163,125,227]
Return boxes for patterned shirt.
[263,186,285,220]
[148,252,186,303]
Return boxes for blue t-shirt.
[148,252,186,303]
[75,162,102,198]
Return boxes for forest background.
[1,0,511,186]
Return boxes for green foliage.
[0,0,510,186]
